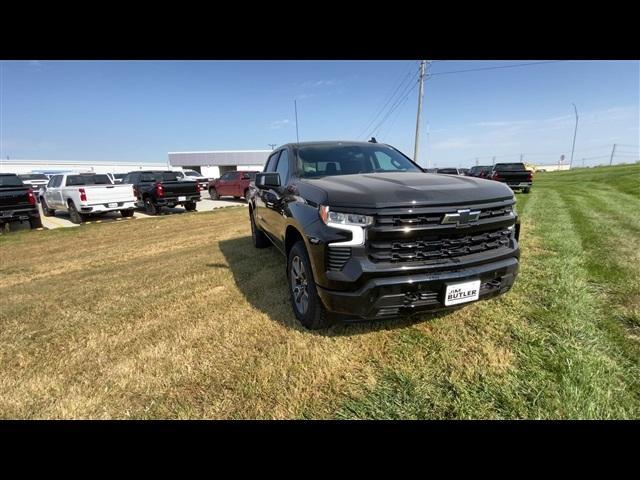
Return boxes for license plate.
[444,279,481,306]
[108,203,118,208]
[178,196,186,201]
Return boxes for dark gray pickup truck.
[490,163,532,193]
[122,170,201,215]
[0,173,43,229]
[248,141,521,329]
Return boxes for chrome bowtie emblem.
[442,209,481,226]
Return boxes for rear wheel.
[250,209,270,248]
[523,187,531,194]
[41,197,55,216]
[144,197,159,215]
[288,241,332,330]
[120,209,134,218]
[68,202,85,224]
[243,188,249,200]
[29,216,43,229]
[209,188,219,200]
[184,201,197,211]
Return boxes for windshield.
[242,172,257,180]
[66,174,113,186]
[114,173,126,179]
[19,174,49,181]
[0,175,25,187]
[437,168,459,175]
[296,144,421,178]
[495,163,527,171]
[184,170,201,177]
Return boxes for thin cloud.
[270,119,291,129]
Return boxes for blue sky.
[0,60,638,168]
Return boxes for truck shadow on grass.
[218,235,454,337]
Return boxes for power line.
[356,61,419,139]
[369,79,419,139]
[429,60,565,77]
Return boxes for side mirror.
[255,172,281,189]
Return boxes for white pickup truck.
[40,173,136,224]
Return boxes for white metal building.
[0,159,168,175]
[168,150,270,179]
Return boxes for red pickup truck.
[208,171,258,200]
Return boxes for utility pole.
[413,60,427,165]
[268,144,277,150]
[492,156,496,166]
[520,153,524,163]
[570,103,578,169]
[294,100,300,143]
[610,144,617,166]
[475,158,479,166]
[582,158,585,168]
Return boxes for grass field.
[1,164,639,419]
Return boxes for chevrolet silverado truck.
[18,173,49,200]
[0,173,43,229]
[40,173,137,224]
[123,170,201,215]
[489,163,532,193]
[209,171,258,200]
[248,141,520,329]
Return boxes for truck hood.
[300,172,513,208]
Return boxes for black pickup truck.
[489,163,532,193]
[122,170,201,215]
[248,141,520,329]
[0,173,43,229]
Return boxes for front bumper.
[316,256,519,320]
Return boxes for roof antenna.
[368,137,377,143]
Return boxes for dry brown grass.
[0,208,416,418]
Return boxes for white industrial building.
[168,150,270,179]
[0,159,168,175]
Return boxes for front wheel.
[184,201,197,211]
[120,209,135,218]
[243,188,249,200]
[288,241,332,330]
[209,188,219,200]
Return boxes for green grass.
[1,165,638,418]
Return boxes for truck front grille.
[327,247,351,271]
[368,228,511,263]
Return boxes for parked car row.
[427,163,532,193]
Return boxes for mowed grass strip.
[333,165,640,419]
[1,164,639,419]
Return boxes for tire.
[234,196,240,200]
[184,201,197,212]
[120,209,134,218]
[243,188,249,200]
[29,216,43,229]
[288,241,332,330]
[68,202,85,224]
[210,188,219,200]
[250,208,270,249]
[523,187,531,194]
[144,197,159,215]
[40,197,55,217]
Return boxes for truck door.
[255,151,280,236]
[46,175,64,208]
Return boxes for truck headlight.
[319,205,373,247]
[319,205,373,227]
